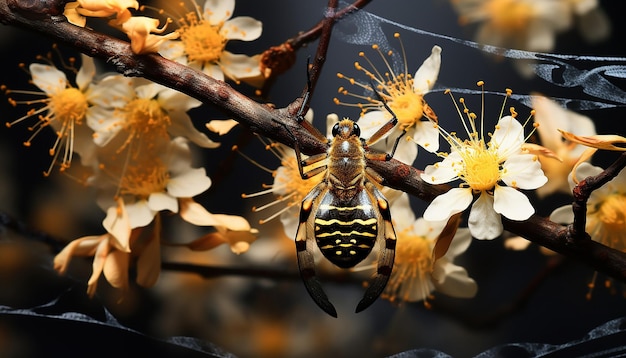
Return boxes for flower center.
[179,14,226,63]
[275,155,324,206]
[123,97,171,136]
[460,146,501,191]
[119,158,170,199]
[50,87,88,124]
[483,0,534,33]
[596,194,626,233]
[388,86,425,130]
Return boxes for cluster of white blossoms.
[450,0,611,77]
[4,0,619,311]
[4,0,265,297]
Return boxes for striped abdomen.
[314,190,378,268]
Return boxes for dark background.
[1,1,626,357]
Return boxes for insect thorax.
[313,190,378,268]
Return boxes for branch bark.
[1,0,625,283]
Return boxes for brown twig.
[1,0,626,283]
[571,153,626,239]
[257,0,371,96]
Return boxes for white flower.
[451,0,610,77]
[94,137,212,231]
[421,87,547,240]
[531,95,596,198]
[159,0,262,82]
[336,35,442,164]
[88,80,218,150]
[382,193,477,305]
[4,54,134,174]
[550,162,626,252]
[240,110,323,238]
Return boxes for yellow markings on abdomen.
[314,218,377,226]
[316,230,376,238]
[319,204,373,211]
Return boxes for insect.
[288,78,403,317]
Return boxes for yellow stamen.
[178,12,226,63]
[383,228,434,305]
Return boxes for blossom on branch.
[335,34,442,164]
[382,194,477,306]
[551,162,626,253]
[159,0,263,83]
[64,0,139,27]
[530,95,596,198]
[549,162,626,298]
[88,80,218,151]
[421,84,547,240]
[240,110,324,238]
[3,53,133,175]
[116,16,179,54]
[450,0,610,77]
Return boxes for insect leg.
[295,183,337,317]
[364,82,408,160]
[355,182,396,313]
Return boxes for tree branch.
[1,0,625,283]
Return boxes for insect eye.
[332,123,340,137]
[352,123,361,137]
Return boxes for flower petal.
[168,111,220,149]
[124,200,156,229]
[411,121,440,153]
[159,40,187,63]
[389,193,416,231]
[222,17,262,41]
[87,75,134,108]
[179,198,221,226]
[148,192,178,213]
[492,116,524,158]
[432,262,477,298]
[202,63,225,81]
[549,205,575,224]
[493,185,535,221]
[413,45,441,94]
[157,87,202,112]
[423,187,473,222]
[102,199,131,251]
[358,110,389,140]
[220,51,262,80]
[421,151,461,184]
[103,249,129,290]
[53,235,104,274]
[86,237,111,297]
[468,192,502,240]
[446,228,472,257]
[167,168,212,198]
[206,119,239,135]
[76,54,96,90]
[501,153,547,190]
[30,63,67,95]
[204,0,235,24]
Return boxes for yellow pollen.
[276,156,323,205]
[118,158,170,198]
[460,146,501,191]
[483,0,535,34]
[123,98,171,134]
[50,87,88,124]
[383,229,433,304]
[179,14,226,63]
[388,87,425,129]
[596,194,626,234]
